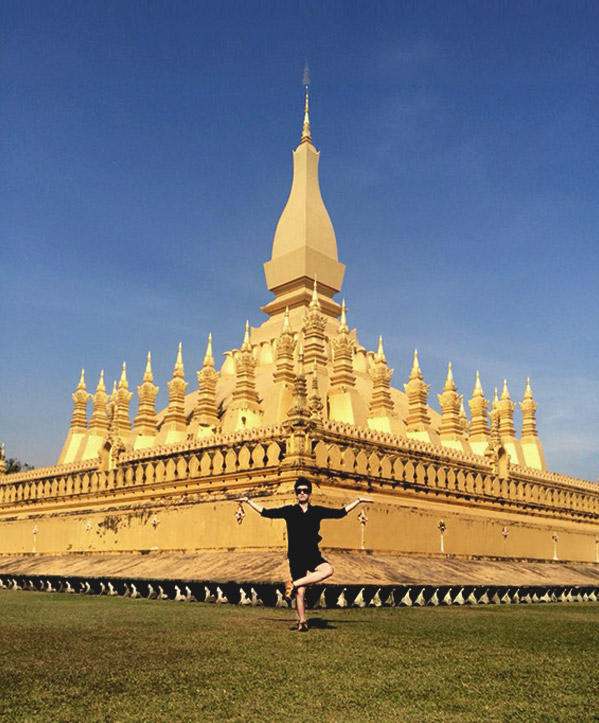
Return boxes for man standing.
[238,477,372,631]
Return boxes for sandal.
[297,621,308,632]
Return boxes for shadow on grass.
[263,615,363,629]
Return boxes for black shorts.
[289,549,327,581]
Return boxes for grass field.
[0,591,597,722]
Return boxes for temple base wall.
[1,484,597,564]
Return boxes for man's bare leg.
[296,585,308,625]
[293,563,333,628]
[293,562,334,589]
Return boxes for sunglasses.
[296,489,310,495]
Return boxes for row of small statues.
[2,576,598,607]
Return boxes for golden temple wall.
[1,421,598,563]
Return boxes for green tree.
[5,458,34,474]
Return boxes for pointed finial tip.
[302,61,310,88]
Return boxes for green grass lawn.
[0,591,597,722]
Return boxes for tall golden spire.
[468,371,490,442]
[369,335,394,418]
[203,333,215,368]
[262,73,344,319]
[134,352,159,436]
[308,360,324,420]
[438,362,463,440]
[330,300,355,390]
[404,349,431,432]
[498,379,516,438]
[273,309,296,385]
[230,323,261,414]
[339,299,348,331]
[301,84,312,144]
[302,279,327,372]
[70,369,90,432]
[375,335,386,363]
[89,370,108,433]
[194,334,220,428]
[520,377,538,438]
[173,341,184,378]
[114,362,133,434]
[241,321,251,352]
[163,343,188,431]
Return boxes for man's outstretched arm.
[238,497,289,518]
[344,496,373,514]
[237,496,264,514]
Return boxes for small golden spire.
[375,335,386,363]
[297,341,305,374]
[473,370,484,397]
[77,369,86,390]
[493,387,499,408]
[339,299,348,331]
[520,376,539,439]
[203,333,214,368]
[500,379,511,401]
[301,84,312,144]
[410,348,423,380]
[282,307,291,334]
[524,376,533,400]
[241,321,251,351]
[443,362,457,392]
[119,362,128,389]
[97,370,106,393]
[173,342,184,378]
[143,352,153,382]
[309,276,320,309]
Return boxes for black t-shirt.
[261,503,347,557]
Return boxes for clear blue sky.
[1,1,598,480]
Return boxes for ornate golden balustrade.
[0,433,287,511]
[1,420,597,525]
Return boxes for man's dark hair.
[294,477,312,493]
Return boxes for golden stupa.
[1,87,598,574]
